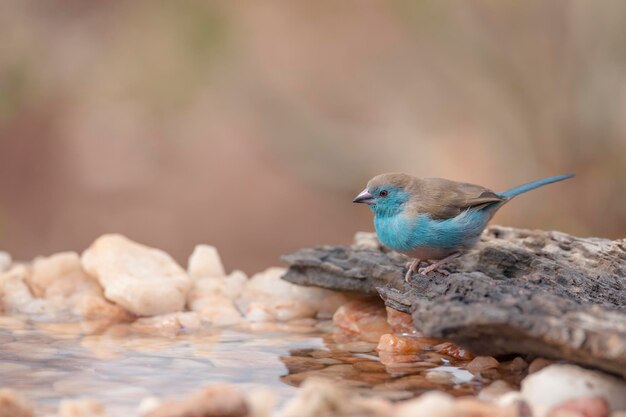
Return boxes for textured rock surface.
[282,226,626,377]
[81,234,191,316]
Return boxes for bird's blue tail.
[498,174,574,199]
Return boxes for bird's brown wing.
[407,177,505,220]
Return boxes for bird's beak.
[353,188,375,204]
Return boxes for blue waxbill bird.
[353,173,574,282]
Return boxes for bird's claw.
[417,265,450,275]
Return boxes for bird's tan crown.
[366,172,416,191]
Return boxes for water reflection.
[0,318,522,415]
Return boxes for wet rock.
[81,234,192,316]
[466,356,500,374]
[282,227,626,377]
[434,342,475,361]
[131,312,201,337]
[376,334,439,354]
[386,307,418,334]
[522,364,626,417]
[547,397,610,417]
[144,384,248,417]
[58,399,110,417]
[187,245,226,280]
[278,377,392,417]
[337,341,377,353]
[393,391,455,417]
[0,388,33,417]
[238,267,348,322]
[0,251,10,273]
[333,300,392,342]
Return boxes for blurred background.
[1,1,625,274]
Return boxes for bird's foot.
[404,258,421,283]
[417,252,462,276]
[417,263,450,275]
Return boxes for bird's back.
[405,177,504,220]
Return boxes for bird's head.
[353,173,413,216]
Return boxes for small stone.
[434,342,475,361]
[0,251,11,273]
[81,234,192,316]
[333,300,392,342]
[187,270,247,325]
[58,399,110,417]
[144,384,248,417]
[394,391,455,417]
[547,397,610,417]
[529,358,553,374]
[478,380,516,402]
[238,267,347,322]
[28,252,102,300]
[453,398,519,417]
[0,389,33,417]
[187,245,226,280]
[425,371,454,384]
[499,356,529,372]
[374,374,440,391]
[337,341,377,353]
[353,361,386,373]
[466,356,500,374]
[245,387,277,417]
[522,364,626,417]
[376,334,439,354]
[278,377,392,417]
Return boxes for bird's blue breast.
[374,209,490,253]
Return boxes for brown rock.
[376,334,440,354]
[434,342,475,361]
[466,356,500,374]
[386,307,417,334]
[144,384,248,417]
[0,389,33,417]
[528,358,553,374]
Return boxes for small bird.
[353,173,574,282]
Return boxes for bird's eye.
[379,190,388,197]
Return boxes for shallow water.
[0,317,521,416]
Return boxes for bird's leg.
[404,258,421,283]
[418,252,462,275]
